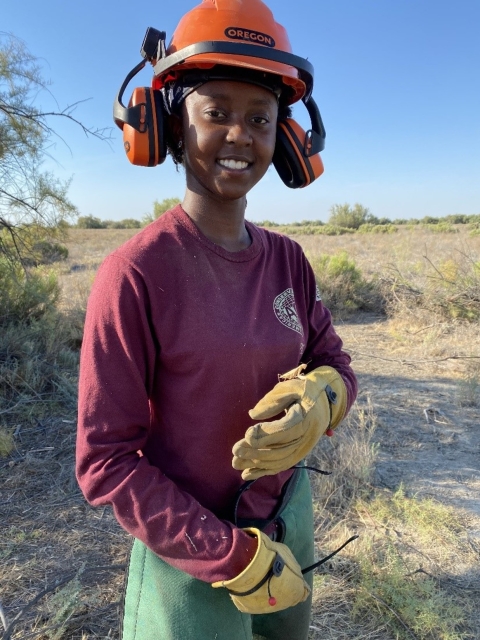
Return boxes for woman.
[76,1,357,638]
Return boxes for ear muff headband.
[114,60,147,130]
[114,62,167,167]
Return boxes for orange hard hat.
[151,0,312,105]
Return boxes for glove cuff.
[211,528,274,591]
[306,366,347,429]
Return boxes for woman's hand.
[232,365,347,480]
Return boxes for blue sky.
[3,0,480,223]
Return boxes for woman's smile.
[217,158,251,171]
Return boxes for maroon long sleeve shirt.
[76,205,357,583]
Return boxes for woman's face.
[180,80,279,203]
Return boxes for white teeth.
[218,159,249,170]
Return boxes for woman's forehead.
[187,79,279,106]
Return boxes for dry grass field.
[1,224,479,639]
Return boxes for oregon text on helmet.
[225,27,276,47]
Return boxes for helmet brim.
[152,41,313,105]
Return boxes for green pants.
[121,469,314,640]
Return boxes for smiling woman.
[177,80,278,248]
[76,1,357,639]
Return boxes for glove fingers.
[240,466,283,480]
[244,404,305,448]
[239,446,310,480]
[233,434,306,464]
[232,440,302,469]
[248,379,304,420]
[237,427,321,478]
[233,447,299,473]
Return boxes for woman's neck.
[181,191,251,252]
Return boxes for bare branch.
[0,33,111,265]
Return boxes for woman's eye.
[251,116,269,125]
[206,109,226,119]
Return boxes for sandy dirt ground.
[339,315,480,543]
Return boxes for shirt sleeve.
[300,252,358,414]
[76,255,257,583]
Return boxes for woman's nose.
[225,119,252,145]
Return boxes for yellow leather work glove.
[212,527,310,614]
[232,365,347,480]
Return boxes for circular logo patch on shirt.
[273,288,304,335]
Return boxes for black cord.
[301,535,359,575]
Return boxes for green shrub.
[1,226,69,266]
[256,220,279,227]
[445,213,470,224]
[354,489,469,639]
[289,219,325,227]
[355,540,466,639]
[102,218,142,229]
[315,224,355,236]
[0,258,59,324]
[153,197,181,219]
[328,203,371,229]
[29,240,69,264]
[468,222,480,236]
[357,223,398,234]
[310,251,384,316]
[142,197,182,225]
[76,215,105,229]
[280,224,354,236]
[422,222,457,233]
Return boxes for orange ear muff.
[273,95,326,188]
[113,57,167,167]
[121,87,166,167]
[273,119,324,188]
